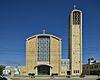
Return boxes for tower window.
[73,11,81,25]
[74,70,75,73]
[77,70,79,73]
[76,70,77,73]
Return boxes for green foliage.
[0,65,5,75]
[8,72,11,75]
[80,73,85,78]
[98,72,100,77]
[51,73,58,76]
[28,73,35,76]
[28,73,35,78]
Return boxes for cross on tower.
[74,5,76,10]
[43,29,46,34]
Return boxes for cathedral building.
[20,33,67,76]
[20,6,83,77]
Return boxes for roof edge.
[26,34,62,41]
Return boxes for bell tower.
[68,6,82,76]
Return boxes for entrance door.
[38,65,50,75]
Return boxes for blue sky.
[0,0,100,66]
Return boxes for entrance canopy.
[34,64,52,69]
[34,64,52,75]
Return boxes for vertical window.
[73,11,81,25]
[76,70,77,73]
[74,70,75,73]
[87,66,88,69]
[99,64,100,68]
[38,36,50,61]
[77,70,79,73]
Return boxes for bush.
[80,73,85,78]
[98,72,100,78]
[8,72,11,75]
[51,73,58,76]
[28,73,35,76]
[0,65,5,75]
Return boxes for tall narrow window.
[38,36,50,61]
[73,11,81,25]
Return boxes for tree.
[0,65,5,75]
[98,71,100,78]
[80,73,85,78]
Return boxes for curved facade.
[21,34,62,76]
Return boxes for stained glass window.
[38,36,50,61]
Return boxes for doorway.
[38,65,50,75]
